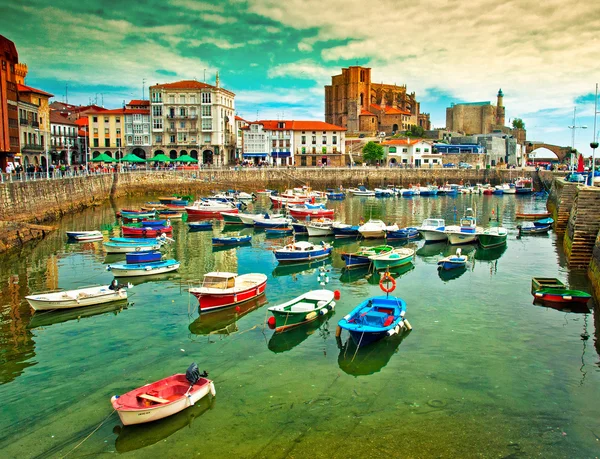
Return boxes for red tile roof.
[128,99,150,106]
[86,108,149,115]
[369,104,411,116]
[150,80,235,96]
[360,109,376,116]
[17,83,54,97]
[75,118,89,126]
[235,115,247,121]
[50,110,78,126]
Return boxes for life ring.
[135,246,141,252]
[379,273,396,293]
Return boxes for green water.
[0,194,599,458]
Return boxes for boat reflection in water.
[268,316,333,353]
[415,242,447,263]
[437,265,467,282]
[103,253,127,265]
[442,243,476,257]
[114,273,180,287]
[271,259,331,278]
[366,262,415,285]
[474,244,507,261]
[336,330,410,376]
[339,266,370,284]
[189,295,268,336]
[532,298,591,314]
[28,301,129,329]
[113,394,216,453]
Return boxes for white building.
[149,75,236,165]
[235,116,249,162]
[124,100,151,158]
[50,110,79,165]
[382,139,439,167]
[241,120,346,166]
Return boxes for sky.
[2,0,599,154]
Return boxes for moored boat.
[221,211,244,225]
[516,212,551,219]
[341,245,393,269]
[478,226,508,248]
[25,282,128,311]
[265,227,294,236]
[437,248,468,270]
[349,186,376,197]
[274,241,332,263]
[104,241,162,254]
[288,206,335,221]
[185,200,238,217]
[107,259,180,277]
[306,219,334,236]
[533,288,591,305]
[126,250,162,264]
[416,218,447,242]
[517,223,551,236]
[111,363,215,426]
[386,227,419,240]
[188,221,213,231]
[369,247,414,270]
[122,224,173,238]
[66,230,102,240]
[332,222,359,238]
[254,216,292,228]
[189,272,267,312]
[73,232,104,242]
[120,210,157,220]
[211,235,252,246]
[358,219,398,239]
[445,208,480,245]
[268,289,335,332]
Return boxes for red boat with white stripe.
[185,200,239,217]
[189,272,267,312]
[288,206,335,220]
[122,225,173,237]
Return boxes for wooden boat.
[221,211,244,225]
[111,364,215,426]
[268,289,335,332]
[73,232,104,242]
[341,245,393,269]
[157,210,184,219]
[104,241,162,254]
[386,227,419,240]
[533,288,592,305]
[107,259,180,277]
[142,203,167,211]
[185,200,238,217]
[274,241,332,263]
[288,207,335,221]
[445,208,480,245]
[437,248,468,270]
[188,221,213,231]
[25,284,128,311]
[358,219,398,239]
[478,227,508,248]
[332,222,359,238]
[337,295,408,347]
[121,210,157,220]
[265,227,294,236]
[66,230,102,240]
[126,251,162,264]
[189,272,267,312]
[211,235,252,246]
[369,247,414,270]
[122,224,173,237]
[517,223,551,236]
[515,178,533,194]
[534,217,554,226]
[140,219,167,228]
[531,277,565,294]
[306,219,334,236]
[515,212,551,219]
[110,236,170,244]
[416,218,447,242]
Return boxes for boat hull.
[372,255,413,270]
[306,225,334,236]
[288,209,335,220]
[192,281,267,312]
[211,236,251,246]
[268,290,335,332]
[104,243,160,254]
[533,289,591,304]
[478,233,507,248]
[274,247,332,263]
[26,286,127,311]
[108,261,180,277]
[221,212,244,224]
[333,227,359,238]
[122,226,173,237]
[126,251,162,264]
[418,229,447,242]
[447,232,478,245]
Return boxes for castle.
[325,66,430,134]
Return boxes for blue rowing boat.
[332,222,359,238]
[274,241,332,263]
[189,222,213,231]
[338,295,408,347]
[386,227,419,240]
[126,250,162,264]
[212,235,252,246]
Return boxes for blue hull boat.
[265,227,294,236]
[212,235,252,246]
[386,227,419,240]
[126,250,162,264]
[189,222,213,231]
[338,295,408,347]
[140,219,167,228]
[255,220,291,229]
[274,241,332,263]
[326,192,345,200]
[333,226,359,238]
[534,217,554,227]
[291,222,308,234]
[106,259,180,277]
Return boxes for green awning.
[174,154,198,163]
[119,153,146,163]
[90,153,116,162]
[147,153,171,163]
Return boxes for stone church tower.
[496,89,505,126]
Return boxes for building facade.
[381,139,439,167]
[149,77,236,165]
[87,109,126,160]
[124,100,151,158]
[0,35,20,169]
[18,99,42,167]
[325,66,431,135]
[50,110,79,165]
[445,89,511,135]
[242,120,346,167]
[235,116,248,162]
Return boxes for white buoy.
[404,319,412,331]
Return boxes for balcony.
[166,128,177,133]
[31,120,39,128]
[166,114,193,119]
[20,118,29,126]
[22,144,44,152]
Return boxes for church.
[325,66,430,134]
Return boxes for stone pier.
[547,178,579,232]
[563,187,600,269]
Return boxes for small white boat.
[254,216,292,228]
[66,230,102,240]
[437,248,468,270]
[349,187,376,197]
[237,213,262,226]
[306,219,334,236]
[358,219,398,239]
[236,192,255,201]
[445,208,481,245]
[25,284,128,311]
[369,247,415,270]
[74,233,104,242]
[417,218,447,242]
[107,260,180,277]
[503,183,516,194]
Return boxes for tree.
[405,125,425,137]
[362,141,385,164]
[512,118,525,129]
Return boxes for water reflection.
[532,299,591,314]
[188,295,268,336]
[474,244,508,261]
[272,259,331,279]
[437,266,467,282]
[336,330,410,376]
[115,273,181,287]
[28,300,129,329]
[339,266,370,284]
[113,394,216,453]
[366,263,415,285]
[415,242,447,261]
[268,316,334,353]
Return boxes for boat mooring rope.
[60,409,116,459]
[351,331,366,362]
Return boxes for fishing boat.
[306,219,334,236]
[270,195,306,207]
[73,232,104,242]
[120,210,157,220]
[158,196,191,206]
[157,209,184,219]
[517,223,551,236]
[221,211,244,225]
[111,363,215,426]
[445,208,479,245]
[142,202,167,211]
[374,188,395,197]
[515,178,533,194]
[369,247,414,270]
[189,272,267,311]
[332,222,359,239]
[416,185,439,196]
[268,290,335,332]
[125,251,162,264]
[254,215,292,228]
[358,219,398,239]
[503,183,516,194]
[416,218,447,242]
[238,213,263,226]
[107,259,180,277]
[211,235,252,246]
[274,241,332,263]
[386,227,419,240]
[291,221,308,234]
[326,191,345,200]
[25,283,128,311]
[66,230,102,240]
[478,227,508,248]
[341,245,393,269]
[349,186,376,197]
[515,212,551,219]
[122,224,173,238]
[140,219,167,228]
[337,295,408,347]
[104,241,162,254]
[185,200,238,217]
[399,188,415,197]
[534,217,554,226]
[288,206,335,221]
[265,227,294,236]
[437,248,468,270]
[188,221,213,231]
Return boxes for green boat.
[268,289,335,332]
[369,247,415,271]
[478,227,508,248]
[341,245,393,269]
[221,211,244,225]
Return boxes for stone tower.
[496,88,505,126]
[14,63,28,85]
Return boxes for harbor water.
[0,193,598,458]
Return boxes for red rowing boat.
[122,225,173,237]
[185,201,239,217]
[111,364,215,425]
[189,272,267,312]
[288,207,335,220]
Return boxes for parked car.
[443,163,456,168]
[358,134,366,138]
[458,162,473,169]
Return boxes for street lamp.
[34,127,49,179]
[568,107,587,172]
[590,83,599,186]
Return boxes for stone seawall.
[563,187,600,269]
[547,179,579,232]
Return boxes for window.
[168,95,175,104]
[155,135,162,143]
[272,140,277,148]
[202,92,211,104]
[170,135,176,143]
[127,135,133,144]
[202,105,211,117]
[333,135,337,145]
[402,148,408,153]
[134,125,143,133]
[116,138,122,147]
[416,148,420,152]
[322,136,327,145]
[104,138,110,147]
[180,95,186,103]
[389,147,397,153]
[204,134,211,143]
[180,108,186,117]
[93,116,98,123]
[153,119,163,129]
[104,117,109,122]
[424,148,430,152]
[202,118,212,130]
[104,128,109,135]
[312,136,316,145]
[152,106,162,117]
[93,128,98,135]
[190,95,196,104]
[179,122,185,129]
[116,117,121,123]
[301,135,306,144]
[93,139,99,147]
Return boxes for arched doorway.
[104,151,113,158]
[41,156,47,170]
[392,124,398,132]
[92,151,101,158]
[169,149,177,159]
[190,150,198,160]
[23,156,29,168]
[179,150,188,157]
[33,156,39,166]
[202,149,213,165]
[132,147,146,159]
[154,150,165,156]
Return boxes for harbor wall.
[547,179,579,232]
[563,187,600,269]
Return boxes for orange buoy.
[267,316,276,329]
[334,290,341,300]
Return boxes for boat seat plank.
[290,302,316,312]
[138,393,170,404]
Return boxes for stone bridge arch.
[526,143,571,161]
